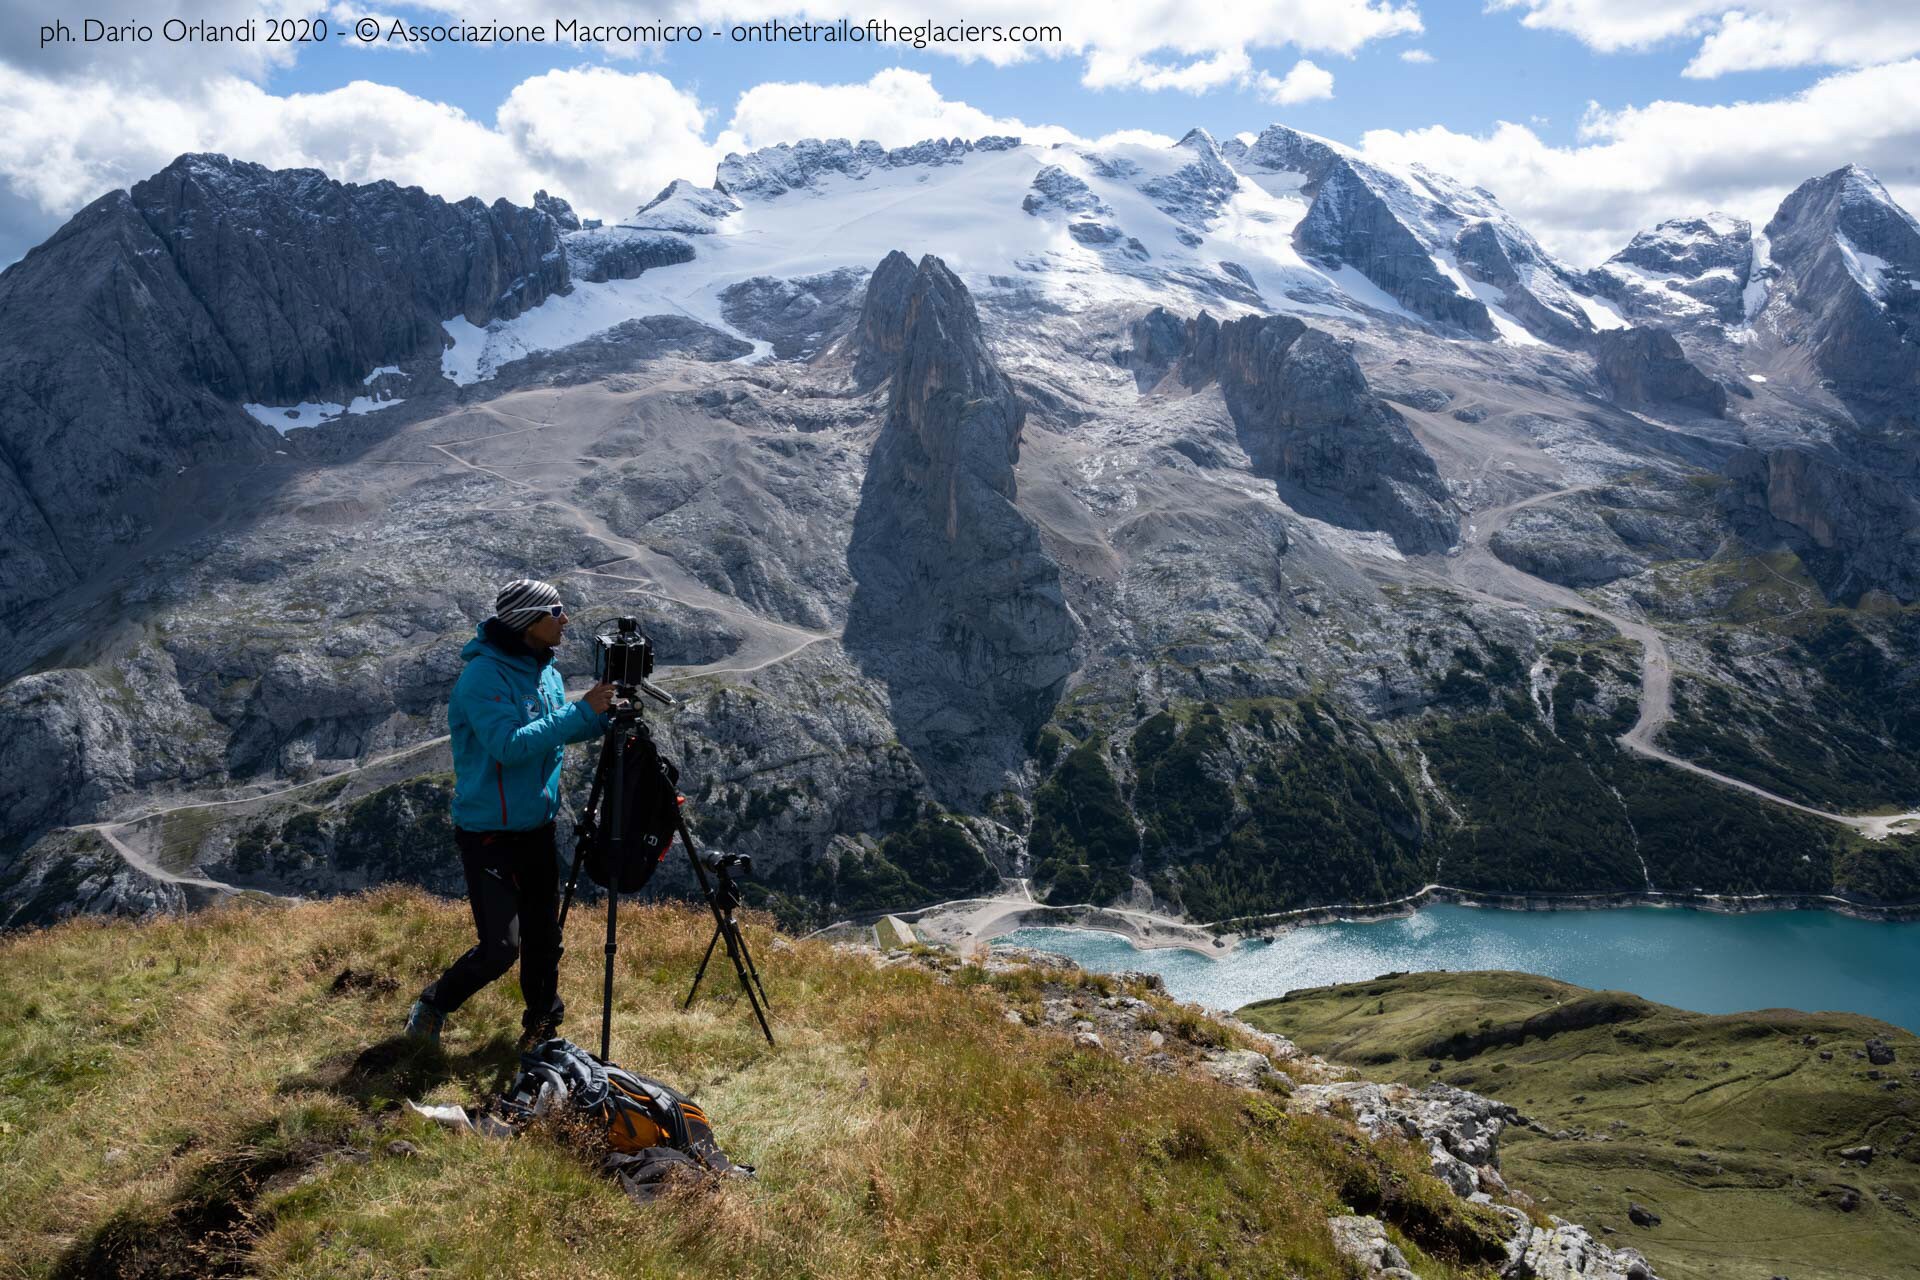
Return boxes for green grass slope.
[0,891,1512,1280]
[1240,970,1920,1280]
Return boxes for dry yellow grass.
[0,889,1505,1279]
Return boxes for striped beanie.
[492,578,563,631]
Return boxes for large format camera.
[593,615,654,689]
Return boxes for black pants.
[420,824,565,1033]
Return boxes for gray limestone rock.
[1326,1215,1411,1276]
[1492,503,1648,588]
[1590,214,1753,326]
[533,189,581,231]
[1022,165,1111,218]
[0,152,569,628]
[564,227,694,283]
[1724,447,1920,603]
[1763,165,1920,413]
[721,266,869,360]
[1593,327,1728,417]
[850,250,920,391]
[844,253,1080,800]
[1176,311,1459,552]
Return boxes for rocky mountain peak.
[845,252,1076,797]
[884,253,1024,514]
[1763,163,1920,409]
[713,135,1018,203]
[628,179,739,234]
[533,189,581,231]
[1226,123,1348,187]
[851,249,919,391]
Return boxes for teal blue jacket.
[448,623,608,832]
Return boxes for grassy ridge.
[1240,971,1920,1280]
[0,892,1509,1279]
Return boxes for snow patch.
[1835,230,1893,304]
[1570,289,1629,330]
[361,365,405,384]
[245,393,406,433]
[1748,373,1769,382]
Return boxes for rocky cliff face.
[1593,326,1728,417]
[1725,447,1920,603]
[845,253,1080,801]
[1764,165,1920,413]
[1229,124,1600,345]
[0,153,570,633]
[1156,307,1458,552]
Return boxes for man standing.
[406,579,616,1048]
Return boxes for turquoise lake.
[994,904,1920,1031]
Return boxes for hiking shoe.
[404,999,446,1044]
[517,1019,561,1053]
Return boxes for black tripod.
[559,688,775,1057]
[684,846,775,1045]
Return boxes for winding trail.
[1438,485,1920,841]
[72,387,841,899]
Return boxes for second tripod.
[684,846,774,1045]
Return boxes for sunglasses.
[534,604,566,618]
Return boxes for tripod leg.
[559,740,613,935]
[719,916,775,1046]
[602,882,619,1061]
[683,928,720,1009]
[733,920,773,1010]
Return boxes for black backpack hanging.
[581,725,683,894]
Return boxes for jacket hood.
[459,619,555,673]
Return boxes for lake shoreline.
[1221,883,1920,941]
[894,882,1920,960]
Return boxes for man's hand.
[583,681,617,714]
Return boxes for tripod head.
[594,615,677,712]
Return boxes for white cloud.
[1488,1,1920,76]
[0,62,718,265]
[1255,60,1336,105]
[1399,48,1434,63]
[0,59,1185,267]
[1358,59,1920,265]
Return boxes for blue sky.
[265,5,1824,152]
[3,1,1918,268]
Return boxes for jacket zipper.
[497,762,509,825]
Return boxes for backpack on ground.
[500,1038,750,1200]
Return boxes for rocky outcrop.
[562,226,694,283]
[1724,447,1920,603]
[721,266,869,360]
[627,179,740,234]
[0,152,570,627]
[715,136,1016,202]
[845,252,1080,800]
[533,188,581,231]
[1022,165,1110,218]
[1141,129,1241,232]
[1167,310,1458,552]
[1297,164,1496,338]
[1491,505,1647,588]
[1455,220,1589,346]
[1593,327,1728,417]
[1587,214,1754,327]
[849,250,920,390]
[1763,165,1920,412]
